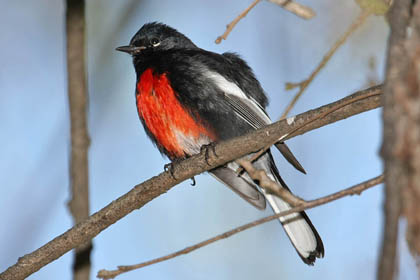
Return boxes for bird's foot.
[164,160,196,185]
[200,142,219,165]
[164,158,183,180]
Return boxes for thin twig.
[215,0,315,44]
[268,0,315,19]
[281,10,371,118]
[66,0,92,280]
[215,0,261,44]
[0,86,382,280]
[236,158,304,205]
[97,175,384,279]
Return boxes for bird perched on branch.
[117,22,324,264]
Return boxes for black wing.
[222,52,306,173]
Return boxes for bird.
[116,22,324,265]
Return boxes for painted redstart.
[117,22,324,264]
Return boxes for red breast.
[136,69,215,158]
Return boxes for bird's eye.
[150,38,160,47]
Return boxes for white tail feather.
[264,192,318,259]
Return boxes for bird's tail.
[259,153,324,265]
[210,151,324,264]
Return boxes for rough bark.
[400,1,420,275]
[378,0,416,279]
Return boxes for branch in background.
[379,1,419,279]
[237,159,305,205]
[0,85,382,280]
[403,3,420,275]
[267,0,315,19]
[66,1,92,280]
[97,175,384,279]
[215,0,314,44]
[282,10,371,118]
[215,0,261,44]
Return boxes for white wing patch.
[205,71,248,99]
[205,71,272,128]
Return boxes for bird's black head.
[116,22,197,56]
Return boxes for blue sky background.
[1,0,418,279]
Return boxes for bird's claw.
[164,162,176,179]
[164,158,183,179]
[190,176,196,186]
[165,161,196,185]
[200,142,218,165]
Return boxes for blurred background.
[1,0,417,279]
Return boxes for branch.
[282,10,371,118]
[215,0,315,44]
[267,0,315,19]
[379,1,417,279]
[236,158,305,205]
[97,175,384,279]
[0,85,382,280]
[237,84,382,173]
[215,0,261,44]
[403,2,420,274]
[66,0,92,280]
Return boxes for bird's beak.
[115,45,146,55]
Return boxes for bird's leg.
[200,142,219,165]
[164,162,175,178]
